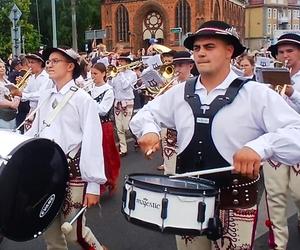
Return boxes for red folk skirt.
[100,121,121,195]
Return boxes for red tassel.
[265,219,277,249]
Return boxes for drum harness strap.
[176,76,249,176]
[176,76,259,209]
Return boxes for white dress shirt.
[109,69,137,101]
[90,83,114,116]
[130,70,300,166]
[26,80,106,195]
[22,70,53,108]
[284,69,300,113]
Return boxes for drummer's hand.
[83,193,100,208]
[138,132,161,159]
[284,85,294,97]
[233,146,261,179]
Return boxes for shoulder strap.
[41,86,78,129]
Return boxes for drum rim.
[125,173,218,197]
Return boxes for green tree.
[0,0,40,60]
[30,0,101,52]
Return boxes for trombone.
[107,60,143,79]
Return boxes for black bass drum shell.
[0,137,69,241]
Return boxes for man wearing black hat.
[264,33,300,250]
[109,52,137,156]
[26,47,107,250]
[130,21,300,249]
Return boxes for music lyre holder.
[255,67,291,87]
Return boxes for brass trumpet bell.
[159,64,174,80]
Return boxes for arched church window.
[213,0,220,20]
[175,0,191,34]
[116,5,129,42]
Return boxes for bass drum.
[0,131,69,241]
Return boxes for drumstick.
[280,84,287,96]
[61,206,87,234]
[169,166,234,178]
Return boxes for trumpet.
[16,68,32,91]
[107,60,143,78]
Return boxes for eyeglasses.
[46,59,67,66]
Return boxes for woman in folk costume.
[90,62,120,195]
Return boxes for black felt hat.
[183,20,246,58]
[173,51,194,64]
[268,33,300,58]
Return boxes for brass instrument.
[107,60,143,78]
[158,64,174,80]
[143,73,179,100]
[15,68,32,91]
[152,44,172,54]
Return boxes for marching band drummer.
[262,33,300,250]
[26,47,107,250]
[130,20,300,250]
[90,62,121,195]
[108,52,137,157]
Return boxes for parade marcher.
[130,20,300,250]
[109,52,137,156]
[161,50,194,174]
[15,52,53,131]
[239,55,256,80]
[0,59,20,129]
[90,62,120,195]
[76,56,92,90]
[263,33,300,250]
[26,47,107,250]
[7,58,22,83]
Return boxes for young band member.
[130,21,300,250]
[108,52,137,156]
[264,33,300,250]
[26,47,107,250]
[15,52,53,131]
[90,62,120,195]
[161,51,194,175]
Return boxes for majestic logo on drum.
[39,194,56,218]
[136,197,160,209]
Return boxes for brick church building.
[101,0,246,52]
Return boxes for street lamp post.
[51,0,57,47]
[71,0,78,52]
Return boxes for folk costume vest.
[176,77,249,184]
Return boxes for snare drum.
[0,131,68,241]
[122,174,220,236]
